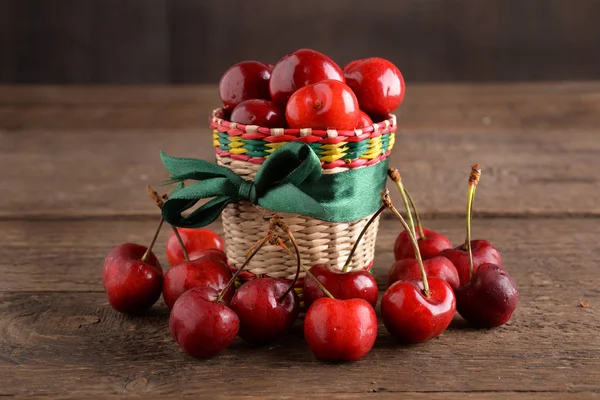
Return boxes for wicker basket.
[211,109,397,282]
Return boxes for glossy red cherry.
[455,263,518,328]
[381,278,456,344]
[166,228,225,266]
[103,243,163,313]
[269,48,344,107]
[387,256,460,290]
[304,298,377,362]
[163,255,234,309]
[394,228,453,261]
[356,110,373,128]
[229,278,299,344]
[344,57,405,119]
[440,240,502,287]
[286,80,360,130]
[230,99,286,128]
[169,287,239,358]
[303,264,378,308]
[219,61,271,112]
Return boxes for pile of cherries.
[219,48,405,129]
[103,166,518,362]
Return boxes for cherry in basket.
[219,61,271,112]
[344,57,405,119]
[269,48,344,107]
[286,79,360,130]
[230,99,286,128]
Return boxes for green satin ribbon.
[161,142,389,228]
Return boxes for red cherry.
[356,110,373,128]
[304,298,377,362]
[266,63,275,71]
[103,243,163,313]
[387,256,460,290]
[439,240,502,287]
[303,264,378,308]
[381,278,456,344]
[455,263,518,328]
[162,255,234,309]
[269,48,344,107]
[344,57,405,119]
[169,287,239,358]
[230,99,286,128]
[166,228,224,266]
[229,278,299,344]
[343,59,364,73]
[394,227,453,261]
[219,61,271,112]
[286,80,360,130]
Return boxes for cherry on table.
[380,188,456,343]
[166,227,224,266]
[103,242,164,313]
[450,165,518,328]
[230,277,300,344]
[162,253,234,309]
[455,263,518,328]
[440,240,502,287]
[169,287,239,358]
[387,255,459,290]
[304,297,377,362]
[303,263,378,308]
[269,48,344,107]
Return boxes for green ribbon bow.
[161,142,388,228]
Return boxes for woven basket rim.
[211,108,397,138]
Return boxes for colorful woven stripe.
[211,109,397,169]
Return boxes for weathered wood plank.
[1,217,599,295]
[1,125,598,218]
[4,395,598,400]
[0,235,598,397]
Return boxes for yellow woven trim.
[265,142,289,153]
[361,136,383,159]
[229,148,248,154]
[319,146,348,156]
[228,141,245,149]
[228,136,243,143]
[389,132,396,150]
[320,154,346,162]
[213,130,219,147]
[320,143,347,150]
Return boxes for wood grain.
[1,124,598,218]
[1,218,599,396]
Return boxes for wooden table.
[1,83,599,399]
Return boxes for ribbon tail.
[162,196,232,228]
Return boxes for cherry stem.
[276,222,302,303]
[382,189,430,297]
[216,234,270,303]
[405,189,426,239]
[464,164,481,281]
[147,185,190,262]
[277,236,335,300]
[387,168,416,240]
[141,217,164,263]
[171,226,190,262]
[341,205,386,273]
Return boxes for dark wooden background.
[1,0,599,84]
